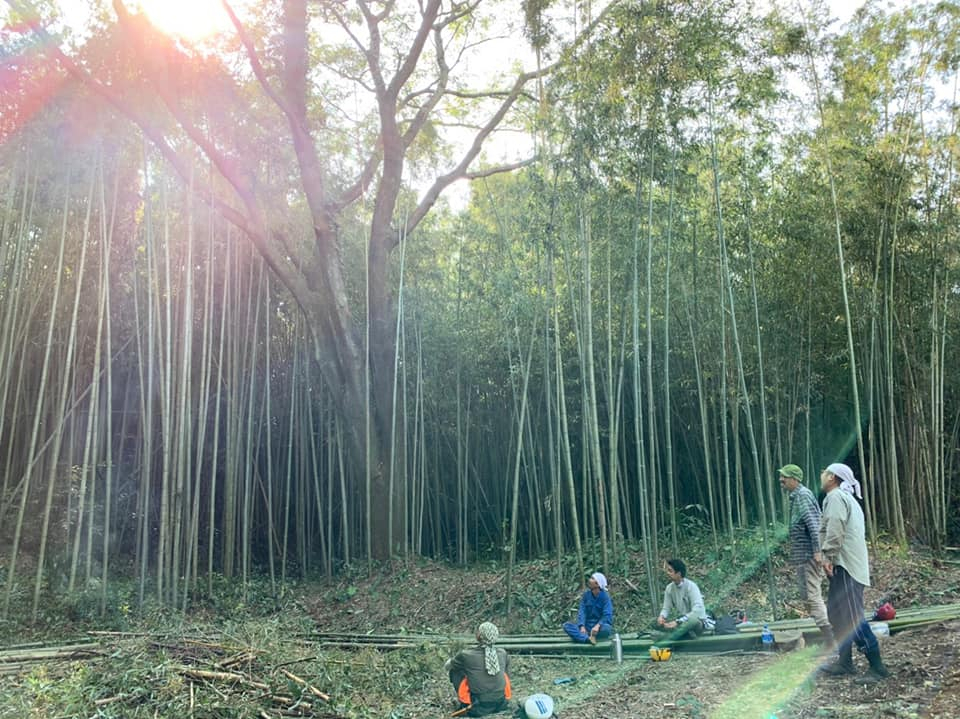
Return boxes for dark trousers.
[827,565,879,656]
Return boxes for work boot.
[819,645,855,676]
[865,648,890,680]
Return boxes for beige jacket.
[819,487,871,587]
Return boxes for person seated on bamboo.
[445,621,512,716]
[562,572,614,644]
[655,559,706,640]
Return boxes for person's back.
[448,646,510,705]
[447,622,512,716]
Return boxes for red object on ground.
[874,602,896,621]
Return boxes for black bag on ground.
[714,614,739,635]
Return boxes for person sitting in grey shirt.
[655,559,707,640]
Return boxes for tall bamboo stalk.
[32,163,95,619]
[580,212,608,569]
[643,145,661,553]
[99,161,117,615]
[663,147,677,554]
[631,151,657,610]
[553,250,585,584]
[708,96,777,616]
[505,322,537,614]
[2,173,70,619]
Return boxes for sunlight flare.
[133,0,228,42]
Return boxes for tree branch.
[433,0,483,30]
[280,0,339,248]
[401,0,620,238]
[402,68,536,238]
[331,143,383,211]
[399,85,439,109]
[112,1,258,200]
[443,88,538,101]
[463,158,535,180]
[385,0,441,99]
[355,0,387,94]
[401,26,448,147]
[220,0,310,128]
[315,57,377,94]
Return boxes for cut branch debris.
[280,668,331,701]
[176,666,271,691]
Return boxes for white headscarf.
[590,572,608,591]
[826,463,862,500]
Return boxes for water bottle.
[761,624,774,652]
[611,632,623,664]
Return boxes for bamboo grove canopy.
[0,0,958,619]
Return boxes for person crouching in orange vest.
[445,621,512,716]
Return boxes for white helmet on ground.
[524,693,555,719]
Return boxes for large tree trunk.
[368,221,403,559]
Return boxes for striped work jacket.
[788,484,821,564]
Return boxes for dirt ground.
[371,619,960,718]
[1,541,957,718]
[308,544,960,718]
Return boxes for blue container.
[761,624,775,652]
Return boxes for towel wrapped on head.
[826,462,862,500]
[477,621,501,675]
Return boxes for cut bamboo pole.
[176,666,270,691]
[279,668,330,701]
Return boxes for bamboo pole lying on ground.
[3,604,956,676]
[176,666,270,691]
[280,668,331,701]
[307,603,960,656]
[0,643,102,661]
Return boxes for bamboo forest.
[1,0,959,717]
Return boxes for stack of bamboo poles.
[0,641,101,676]
[309,603,960,658]
[1,604,956,677]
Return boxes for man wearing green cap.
[779,464,833,649]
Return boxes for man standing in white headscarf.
[818,464,890,680]
[446,621,512,716]
[562,572,614,644]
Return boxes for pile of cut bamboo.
[309,603,960,659]
[0,632,342,718]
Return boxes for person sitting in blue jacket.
[562,572,614,644]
